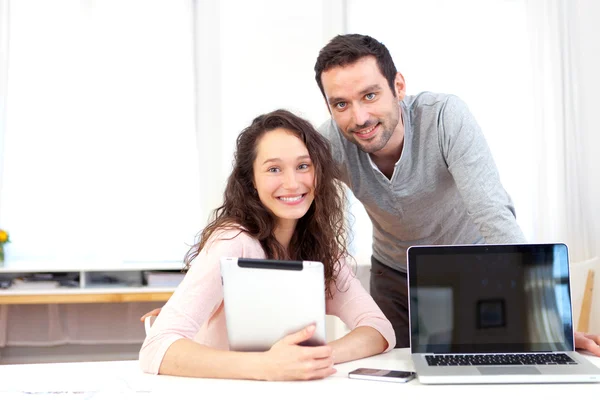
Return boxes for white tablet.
[220,257,327,351]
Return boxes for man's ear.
[394,72,406,100]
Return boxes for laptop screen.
[408,243,574,354]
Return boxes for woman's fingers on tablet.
[281,324,316,345]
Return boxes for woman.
[139,109,395,380]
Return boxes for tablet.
[220,257,327,351]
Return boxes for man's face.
[321,56,405,154]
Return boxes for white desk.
[1,349,599,399]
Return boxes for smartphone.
[348,368,416,383]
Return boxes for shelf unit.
[0,261,183,304]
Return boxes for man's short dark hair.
[314,34,398,100]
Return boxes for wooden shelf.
[0,290,174,304]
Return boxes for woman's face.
[252,128,316,227]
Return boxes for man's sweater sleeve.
[438,95,527,244]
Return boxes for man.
[312,33,600,354]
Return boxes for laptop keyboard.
[425,353,578,366]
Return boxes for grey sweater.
[319,92,526,272]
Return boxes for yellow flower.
[0,230,8,244]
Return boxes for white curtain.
[525,0,600,333]
[0,0,10,349]
[526,0,595,261]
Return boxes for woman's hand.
[575,331,600,357]
[261,325,336,381]
[140,307,162,322]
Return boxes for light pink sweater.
[139,228,396,374]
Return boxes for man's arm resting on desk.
[575,332,600,357]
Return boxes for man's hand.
[575,331,600,357]
[140,307,162,322]
[260,325,336,381]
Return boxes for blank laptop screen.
[408,244,574,354]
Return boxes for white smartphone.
[348,368,416,383]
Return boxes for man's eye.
[335,102,347,110]
[365,93,376,100]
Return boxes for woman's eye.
[268,167,280,173]
[365,93,376,100]
[298,163,310,170]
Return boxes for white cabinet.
[0,262,183,304]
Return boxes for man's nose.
[352,104,370,127]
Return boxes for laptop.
[220,257,327,351]
[407,243,600,384]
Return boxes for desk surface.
[1,349,599,398]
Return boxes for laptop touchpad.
[477,367,541,375]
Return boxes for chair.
[577,269,595,332]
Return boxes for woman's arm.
[328,326,388,364]
[160,339,263,379]
[159,325,335,380]
[325,260,395,364]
